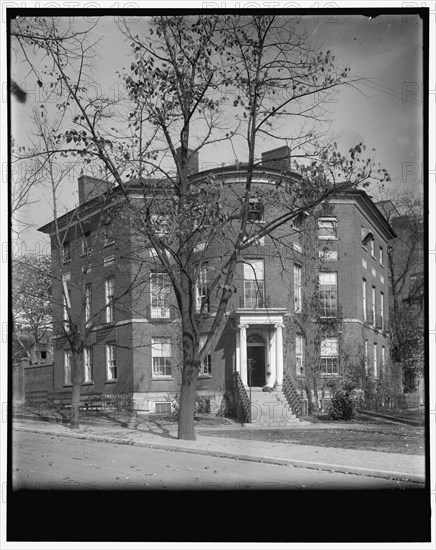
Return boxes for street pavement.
[11,415,426,484]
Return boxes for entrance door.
[247,345,266,387]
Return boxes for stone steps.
[247,388,301,426]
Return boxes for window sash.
[85,284,92,325]
[247,199,264,222]
[84,347,93,382]
[106,344,117,380]
[152,338,172,377]
[362,279,367,321]
[296,334,304,375]
[318,218,337,239]
[150,273,171,318]
[294,265,302,312]
[321,338,339,375]
[199,336,211,376]
[196,265,209,313]
[319,273,337,317]
[105,277,115,323]
[244,280,265,308]
[373,343,378,377]
[64,351,72,385]
[63,242,71,262]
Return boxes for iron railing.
[234,371,251,423]
[283,369,303,418]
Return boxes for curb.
[13,425,425,485]
[358,410,424,427]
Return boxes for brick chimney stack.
[261,146,291,172]
[78,175,113,204]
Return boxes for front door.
[247,345,266,387]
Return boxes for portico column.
[239,324,248,386]
[269,329,276,387]
[275,323,284,390]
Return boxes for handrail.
[234,371,251,423]
[283,369,303,418]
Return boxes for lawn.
[199,424,426,455]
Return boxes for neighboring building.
[38,149,395,416]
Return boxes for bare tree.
[12,15,390,439]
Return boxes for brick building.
[39,149,395,417]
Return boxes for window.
[152,337,172,377]
[244,260,265,308]
[362,279,367,321]
[379,246,384,266]
[370,239,375,258]
[62,242,71,263]
[40,350,47,362]
[196,264,209,313]
[320,337,339,375]
[296,334,304,375]
[361,227,373,249]
[104,223,114,246]
[319,250,338,261]
[155,402,172,414]
[318,217,337,240]
[248,198,264,222]
[151,214,170,237]
[106,344,117,380]
[294,264,302,313]
[81,231,91,256]
[85,284,92,327]
[199,335,212,377]
[319,272,337,317]
[64,351,72,385]
[373,343,378,378]
[364,340,368,373]
[104,255,114,267]
[381,346,386,373]
[150,272,171,318]
[105,277,115,323]
[371,285,376,326]
[380,292,384,329]
[84,346,93,383]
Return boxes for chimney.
[78,175,113,204]
[261,146,291,172]
[176,147,199,175]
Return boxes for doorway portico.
[235,309,287,390]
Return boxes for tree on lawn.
[11,15,390,439]
[377,193,424,393]
[12,252,52,363]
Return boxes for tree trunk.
[70,350,83,429]
[177,329,200,441]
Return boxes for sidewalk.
[12,415,426,484]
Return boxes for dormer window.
[361,227,373,249]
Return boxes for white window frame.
[364,340,368,374]
[151,214,170,238]
[64,351,72,385]
[294,264,302,313]
[150,272,171,318]
[319,272,337,317]
[244,260,265,309]
[318,217,337,240]
[84,346,93,383]
[152,337,172,378]
[362,279,367,321]
[105,276,115,323]
[85,283,92,327]
[62,241,71,263]
[296,334,304,376]
[81,231,91,256]
[380,292,384,329]
[106,344,117,381]
[247,198,264,222]
[199,335,212,377]
[104,222,114,246]
[373,342,378,378]
[320,337,339,375]
[196,264,209,314]
[370,239,375,258]
[371,285,376,326]
[379,246,384,267]
[381,346,386,373]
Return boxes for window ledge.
[63,383,73,388]
[152,376,173,380]
[83,382,94,386]
[105,379,118,384]
[198,375,212,380]
[321,373,339,377]
[103,241,115,248]
[318,237,338,241]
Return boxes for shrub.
[328,389,356,420]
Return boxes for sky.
[7,11,426,254]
